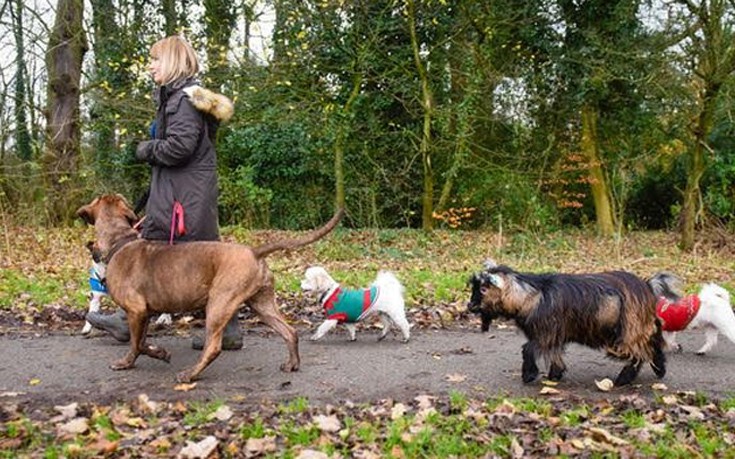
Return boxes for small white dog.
[301,266,410,342]
[656,282,735,354]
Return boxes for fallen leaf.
[588,427,629,446]
[245,436,277,455]
[137,394,160,414]
[391,403,407,420]
[445,373,467,383]
[125,417,146,428]
[414,394,436,410]
[296,450,330,459]
[680,405,705,420]
[173,401,188,413]
[178,435,218,459]
[173,382,197,392]
[313,414,341,433]
[662,395,678,405]
[570,438,586,450]
[85,438,119,455]
[511,437,524,458]
[595,379,614,392]
[494,400,517,416]
[57,417,89,435]
[540,387,560,395]
[149,437,172,451]
[29,378,41,386]
[209,405,233,422]
[651,383,668,391]
[541,380,559,386]
[54,402,78,420]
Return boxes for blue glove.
[149,120,157,139]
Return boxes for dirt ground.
[2,319,735,413]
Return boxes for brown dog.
[76,194,343,383]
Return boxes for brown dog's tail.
[252,208,345,258]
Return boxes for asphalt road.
[2,326,735,409]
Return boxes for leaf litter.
[1,226,735,456]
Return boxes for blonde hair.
[150,36,200,85]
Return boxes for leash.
[169,201,186,245]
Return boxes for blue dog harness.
[88,263,107,295]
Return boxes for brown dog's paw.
[110,359,135,371]
[144,345,171,363]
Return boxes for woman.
[87,35,241,350]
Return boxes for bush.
[218,165,273,228]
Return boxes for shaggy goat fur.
[468,260,678,386]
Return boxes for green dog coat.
[321,286,380,323]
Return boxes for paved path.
[1,327,734,409]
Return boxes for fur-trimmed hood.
[183,85,234,123]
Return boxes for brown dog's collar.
[103,233,140,263]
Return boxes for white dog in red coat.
[654,279,735,354]
[301,266,410,342]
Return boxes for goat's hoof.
[281,361,300,372]
[176,371,194,383]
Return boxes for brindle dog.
[77,194,343,383]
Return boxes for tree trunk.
[162,0,177,35]
[580,103,615,236]
[90,0,123,178]
[680,85,716,251]
[203,0,237,87]
[406,0,435,230]
[11,0,32,161]
[43,0,87,224]
[334,73,361,212]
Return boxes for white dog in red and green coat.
[301,266,411,342]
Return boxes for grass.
[182,400,224,427]
[0,269,86,310]
[277,396,310,414]
[239,417,268,439]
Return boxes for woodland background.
[1,0,734,250]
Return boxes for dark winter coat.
[135,78,232,243]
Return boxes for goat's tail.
[647,271,683,302]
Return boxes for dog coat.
[321,285,379,323]
[656,295,701,332]
[88,262,107,295]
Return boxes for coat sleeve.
[136,98,203,167]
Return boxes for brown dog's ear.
[76,198,100,225]
[113,195,139,226]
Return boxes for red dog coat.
[656,295,701,332]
